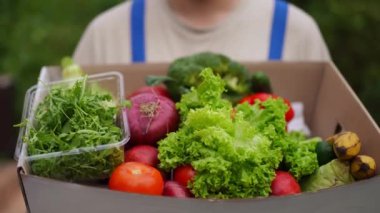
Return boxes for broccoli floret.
[148,52,251,103]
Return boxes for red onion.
[124,145,159,167]
[125,93,179,146]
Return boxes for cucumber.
[316,141,336,166]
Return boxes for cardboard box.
[17,62,380,213]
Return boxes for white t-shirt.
[74,0,331,65]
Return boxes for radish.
[126,93,179,146]
[163,181,193,198]
[270,170,301,196]
[124,145,159,167]
[174,165,196,188]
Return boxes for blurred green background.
[0,0,379,157]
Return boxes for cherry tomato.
[109,162,164,195]
[239,93,295,122]
[174,165,196,188]
[128,86,171,99]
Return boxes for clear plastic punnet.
[15,71,130,182]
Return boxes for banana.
[350,155,376,180]
[328,131,361,160]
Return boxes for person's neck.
[167,0,241,30]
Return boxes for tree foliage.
[289,0,380,124]
[0,0,123,117]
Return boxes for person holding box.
[74,0,330,64]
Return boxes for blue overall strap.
[131,0,146,63]
[268,0,288,60]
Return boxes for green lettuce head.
[301,159,355,192]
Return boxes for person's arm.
[73,1,131,65]
[73,22,97,65]
[283,4,331,61]
[302,16,331,61]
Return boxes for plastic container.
[16,72,130,182]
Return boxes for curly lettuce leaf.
[158,68,318,198]
[158,107,282,198]
[176,68,231,121]
[283,135,320,180]
[235,99,287,142]
[236,100,319,180]
[235,100,318,179]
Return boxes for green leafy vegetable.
[61,56,84,79]
[158,69,320,198]
[237,101,319,180]
[159,107,283,198]
[176,67,231,121]
[24,77,124,181]
[301,159,354,192]
[282,133,320,180]
[235,98,287,143]
[159,69,283,198]
[147,52,251,103]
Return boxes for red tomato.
[282,98,295,122]
[173,165,196,188]
[270,170,301,196]
[128,86,171,99]
[109,162,164,195]
[239,93,295,122]
[239,93,272,104]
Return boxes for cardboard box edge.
[329,62,379,131]
[17,167,30,213]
